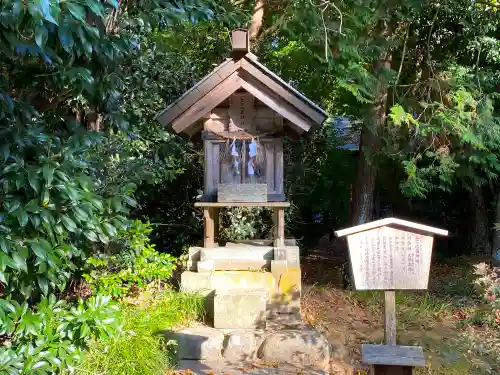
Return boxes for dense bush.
[83,220,176,297]
[0,294,119,374]
[0,124,134,301]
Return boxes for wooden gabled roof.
[155,31,328,136]
[334,218,449,238]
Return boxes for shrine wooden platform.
[195,201,290,248]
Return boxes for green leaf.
[66,2,85,21]
[83,230,98,242]
[35,25,48,48]
[103,223,117,238]
[86,0,103,16]
[123,195,137,208]
[58,23,74,52]
[16,208,28,227]
[73,207,89,221]
[42,189,50,206]
[28,172,41,194]
[40,0,58,24]
[31,242,47,260]
[61,214,77,232]
[37,277,49,295]
[0,238,9,254]
[98,232,109,244]
[12,252,27,273]
[42,165,54,185]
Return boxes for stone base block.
[257,329,330,368]
[181,271,211,293]
[198,259,270,272]
[214,289,267,329]
[211,271,275,293]
[201,246,274,261]
[166,325,224,360]
[273,246,300,267]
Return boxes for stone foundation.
[181,243,302,329]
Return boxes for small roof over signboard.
[155,29,328,136]
[335,218,448,238]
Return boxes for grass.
[74,290,205,375]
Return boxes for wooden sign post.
[335,218,448,375]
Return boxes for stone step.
[175,360,327,374]
[201,246,274,261]
[197,259,270,272]
[165,324,331,370]
[181,271,275,293]
[214,289,267,329]
[225,238,297,247]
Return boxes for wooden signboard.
[335,218,448,375]
[346,226,433,290]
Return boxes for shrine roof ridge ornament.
[334,217,449,238]
[155,29,328,136]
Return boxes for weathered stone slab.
[214,289,267,329]
[222,331,264,360]
[198,259,270,272]
[273,246,300,266]
[201,246,274,261]
[257,329,330,368]
[181,271,211,293]
[186,247,203,271]
[211,271,275,293]
[166,325,224,360]
[226,238,296,247]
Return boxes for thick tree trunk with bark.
[469,184,491,256]
[349,54,392,225]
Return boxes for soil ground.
[301,239,499,375]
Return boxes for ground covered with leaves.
[302,251,500,375]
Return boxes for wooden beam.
[362,344,425,367]
[203,207,215,248]
[240,58,325,125]
[384,291,397,346]
[273,207,285,247]
[195,201,290,208]
[239,73,310,133]
[156,59,241,129]
[171,73,243,134]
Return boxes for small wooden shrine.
[155,29,327,331]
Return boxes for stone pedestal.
[181,243,302,329]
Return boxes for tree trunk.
[349,52,392,225]
[249,0,265,40]
[491,188,500,261]
[469,184,491,257]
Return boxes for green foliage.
[0,294,119,374]
[0,124,133,300]
[76,291,205,375]
[220,207,272,241]
[83,220,176,297]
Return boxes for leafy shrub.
[76,291,205,375]
[0,125,135,300]
[83,220,176,297]
[0,294,119,374]
[220,207,272,242]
